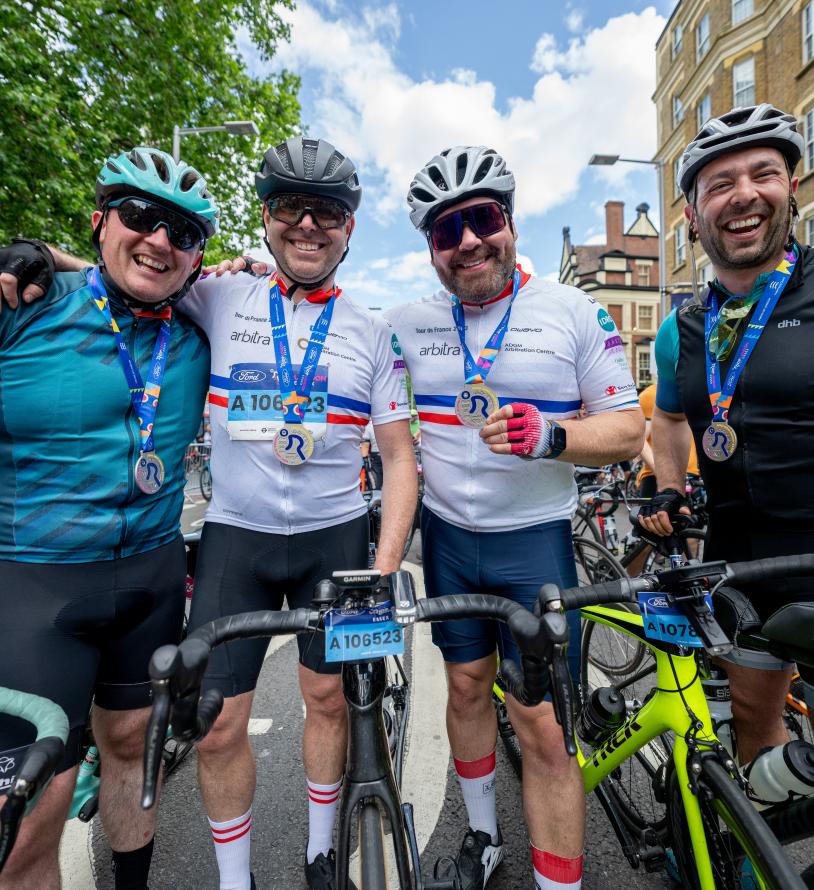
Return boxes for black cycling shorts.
[0,537,186,771]
[188,516,369,696]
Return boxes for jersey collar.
[459,264,531,307]
[277,275,342,304]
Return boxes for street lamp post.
[172,120,260,163]
[588,154,668,325]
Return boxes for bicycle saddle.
[761,602,814,662]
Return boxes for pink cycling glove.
[506,403,550,459]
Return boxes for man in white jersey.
[387,146,644,890]
[182,138,417,890]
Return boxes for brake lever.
[142,682,171,809]
[550,644,577,757]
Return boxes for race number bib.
[325,599,405,662]
[638,591,713,648]
[226,362,328,440]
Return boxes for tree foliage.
[0,0,301,259]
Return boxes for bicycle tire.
[493,690,522,779]
[667,757,806,890]
[359,800,388,889]
[199,465,212,501]
[572,505,600,542]
[572,536,626,586]
[383,656,409,789]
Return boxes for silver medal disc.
[702,422,738,462]
[454,384,500,429]
[135,452,165,494]
[273,425,315,465]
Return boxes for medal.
[134,452,165,493]
[273,425,315,465]
[702,422,737,462]
[455,384,499,428]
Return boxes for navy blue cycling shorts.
[420,509,581,682]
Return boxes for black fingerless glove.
[638,487,688,520]
[0,239,56,297]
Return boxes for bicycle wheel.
[572,504,600,542]
[572,536,626,586]
[383,656,409,788]
[199,464,212,501]
[493,680,523,779]
[667,757,805,890]
[359,800,388,888]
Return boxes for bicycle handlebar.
[726,553,814,587]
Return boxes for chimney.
[605,201,624,251]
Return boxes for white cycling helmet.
[407,146,515,230]
[678,104,803,200]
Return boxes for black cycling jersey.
[675,241,814,536]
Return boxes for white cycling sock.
[306,777,342,863]
[532,847,583,889]
[453,750,498,842]
[208,808,252,890]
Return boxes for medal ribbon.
[704,249,796,422]
[269,274,336,424]
[450,268,521,384]
[88,266,171,455]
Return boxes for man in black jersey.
[640,104,814,763]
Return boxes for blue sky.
[241,0,677,308]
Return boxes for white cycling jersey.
[179,270,409,534]
[386,268,638,532]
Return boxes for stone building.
[560,201,661,387]
[654,0,814,299]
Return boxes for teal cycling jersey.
[0,268,210,562]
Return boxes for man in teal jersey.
[0,147,217,890]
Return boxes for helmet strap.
[785,194,799,252]
[687,205,704,306]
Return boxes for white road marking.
[248,718,274,735]
[58,815,96,888]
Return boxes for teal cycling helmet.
[96,147,219,238]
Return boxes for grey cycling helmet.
[407,146,515,230]
[255,137,362,212]
[678,104,803,199]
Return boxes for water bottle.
[744,739,814,809]
[578,687,626,745]
[701,667,736,759]
[603,514,619,554]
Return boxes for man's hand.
[0,239,55,311]
[202,255,270,277]
[637,487,690,536]
[480,403,549,458]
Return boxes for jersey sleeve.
[575,295,639,413]
[654,311,683,414]
[369,316,410,425]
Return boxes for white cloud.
[263,3,664,227]
[583,232,607,245]
[565,8,585,33]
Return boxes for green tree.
[0,0,301,259]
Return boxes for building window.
[675,224,687,266]
[732,0,753,26]
[696,14,710,61]
[806,108,814,173]
[673,155,682,199]
[636,263,651,287]
[638,305,654,330]
[672,24,683,58]
[806,217,814,247]
[697,93,711,130]
[673,95,685,127]
[699,262,713,286]
[637,350,653,386]
[805,3,814,65]
[608,304,623,329]
[733,57,755,108]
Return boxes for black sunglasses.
[107,197,205,252]
[429,202,508,251]
[266,194,351,230]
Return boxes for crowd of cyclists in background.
[0,98,812,890]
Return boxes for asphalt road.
[55,489,812,888]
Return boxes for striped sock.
[306,777,343,864]
[532,847,583,890]
[453,750,498,841]
[208,808,252,890]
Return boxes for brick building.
[560,201,661,387]
[654,0,814,300]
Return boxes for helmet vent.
[428,165,448,192]
[455,152,468,186]
[180,170,200,192]
[106,161,121,175]
[128,150,147,171]
[150,152,170,183]
[473,156,494,184]
[302,142,317,179]
[411,187,435,203]
[276,144,294,173]
[324,152,345,178]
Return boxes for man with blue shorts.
[388,146,644,890]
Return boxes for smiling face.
[263,202,354,290]
[429,197,518,303]
[92,208,202,303]
[687,146,797,274]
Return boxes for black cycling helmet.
[679,104,803,200]
[255,137,362,212]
